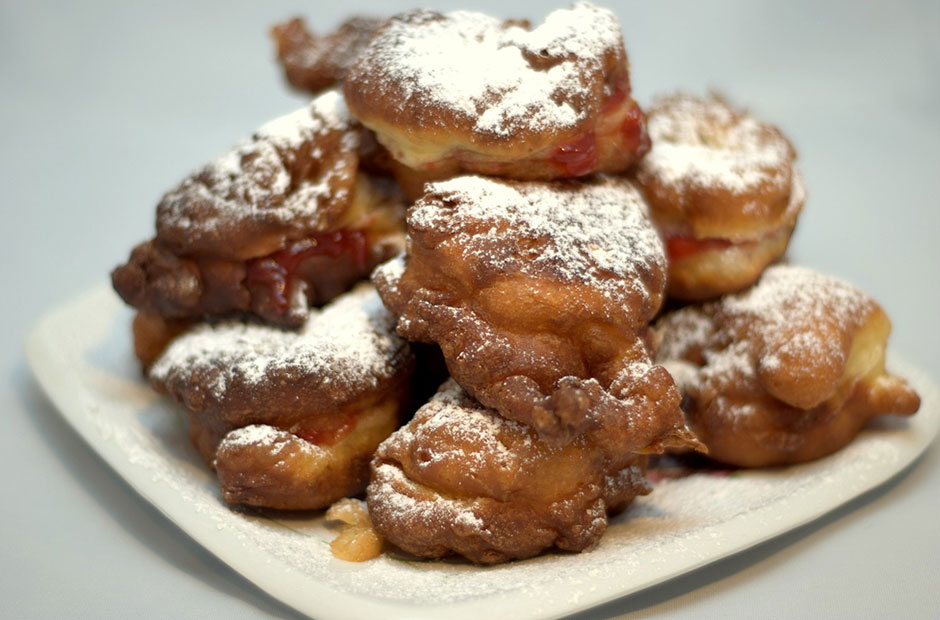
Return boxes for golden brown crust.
[111,93,406,327]
[272,16,383,94]
[654,265,920,467]
[664,223,796,301]
[343,5,648,180]
[367,381,651,564]
[132,312,192,371]
[214,395,402,510]
[373,177,699,456]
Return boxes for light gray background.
[3,1,938,618]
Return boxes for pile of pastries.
[112,3,920,564]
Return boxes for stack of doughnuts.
[111,2,919,564]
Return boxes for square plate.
[25,284,940,620]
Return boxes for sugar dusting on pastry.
[149,286,406,399]
[409,175,665,310]
[641,93,793,194]
[658,265,872,389]
[350,3,624,136]
[157,90,358,235]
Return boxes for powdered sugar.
[410,176,665,313]
[350,3,623,136]
[656,265,876,401]
[218,424,318,457]
[640,93,793,193]
[157,90,358,239]
[370,254,405,298]
[149,285,407,399]
[371,462,485,532]
[723,265,870,330]
[387,380,536,473]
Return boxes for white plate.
[25,284,940,620]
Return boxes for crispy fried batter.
[368,380,651,564]
[214,398,401,511]
[131,312,192,370]
[635,93,804,300]
[112,92,405,327]
[654,265,920,466]
[374,176,699,456]
[272,16,383,94]
[149,286,414,509]
[344,4,648,182]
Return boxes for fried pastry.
[112,91,405,328]
[368,380,651,564]
[653,265,920,467]
[635,93,804,300]
[149,286,414,510]
[373,175,699,457]
[343,3,649,191]
[131,312,192,370]
[272,16,383,94]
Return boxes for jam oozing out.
[293,409,359,447]
[551,76,649,176]
[245,229,369,313]
[601,78,629,114]
[666,236,734,260]
[621,104,651,159]
[551,132,599,176]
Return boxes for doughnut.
[653,265,920,467]
[373,175,700,457]
[112,91,405,328]
[634,93,805,300]
[343,4,649,188]
[272,16,383,94]
[148,286,414,510]
[368,380,651,564]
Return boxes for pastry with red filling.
[343,3,649,199]
[635,93,805,300]
[368,380,651,564]
[112,90,405,329]
[373,175,699,458]
[653,265,920,467]
[149,286,414,510]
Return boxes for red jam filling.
[550,76,649,176]
[551,132,599,176]
[601,78,629,114]
[294,410,358,447]
[666,236,734,260]
[244,229,369,313]
[621,104,651,159]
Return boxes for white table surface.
[3,1,938,618]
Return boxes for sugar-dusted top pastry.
[374,175,699,459]
[653,265,920,466]
[635,93,804,300]
[343,2,649,190]
[112,90,405,327]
